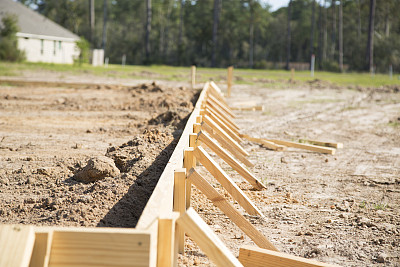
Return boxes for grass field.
[0,61,399,87]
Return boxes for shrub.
[0,14,25,62]
[74,37,90,65]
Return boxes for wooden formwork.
[0,81,337,267]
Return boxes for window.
[53,40,56,55]
[40,39,44,54]
[59,41,61,50]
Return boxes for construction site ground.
[0,70,399,266]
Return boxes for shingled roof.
[0,0,79,40]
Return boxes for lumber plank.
[267,139,336,155]
[0,225,35,267]
[184,148,196,208]
[157,213,179,267]
[177,208,243,267]
[209,81,226,103]
[238,245,338,267]
[299,139,343,149]
[136,82,211,229]
[208,91,232,111]
[205,101,239,131]
[194,147,263,217]
[202,109,242,143]
[231,105,264,111]
[207,94,236,118]
[47,229,153,267]
[241,134,286,151]
[198,131,266,190]
[30,231,53,267]
[203,115,249,157]
[187,169,277,251]
[173,168,186,254]
[202,122,254,167]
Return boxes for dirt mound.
[106,129,174,173]
[74,156,120,183]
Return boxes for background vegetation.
[13,0,400,73]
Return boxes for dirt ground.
[0,70,399,266]
[0,76,198,228]
[183,80,400,266]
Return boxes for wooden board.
[238,245,338,267]
[177,208,243,267]
[30,231,53,267]
[136,82,210,229]
[202,109,242,143]
[231,105,264,111]
[202,121,254,167]
[0,225,35,267]
[187,169,277,251]
[299,139,343,149]
[267,139,336,155]
[157,213,179,267]
[173,169,186,254]
[241,134,286,151]
[47,228,154,267]
[199,131,266,190]
[207,94,236,118]
[205,102,239,131]
[194,147,263,217]
[203,115,249,157]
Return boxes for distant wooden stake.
[198,131,266,190]
[184,148,195,208]
[239,245,338,267]
[194,147,262,216]
[227,66,233,97]
[191,65,196,89]
[173,169,186,254]
[177,208,242,267]
[0,225,35,267]
[187,169,277,251]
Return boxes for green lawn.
[0,62,398,88]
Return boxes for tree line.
[17,0,400,73]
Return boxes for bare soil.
[0,77,198,228]
[182,81,400,266]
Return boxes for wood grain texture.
[239,245,338,267]
[187,169,277,251]
[0,224,35,267]
[30,231,53,267]
[176,208,243,267]
[198,131,266,190]
[173,169,186,253]
[194,147,263,216]
[202,122,254,167]
[203,115,248,157]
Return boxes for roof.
[0,0,79,40]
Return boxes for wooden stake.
[195,115,202,124]
[240,134,286,152]
[157,218,174,267]
[184,148,195,208]
[227,66,233,97]
[193,123,201,134]
[187,169,277,251]
[290,68,295,82]
[30,231,53,267]
[194,147,262,216]
[203,115,249,157]
[238,245,338,267]
[198,131,266,190]
[0,225,35,267]
[191,65,196,89]
[177,208,242,267]
[267,139,336,155]
[299,139,343,149]
[202,122,254,168]
[173,169,186,254]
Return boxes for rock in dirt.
[74,156,120,183]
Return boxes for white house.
[0,0,80,64]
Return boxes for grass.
[0,61,399,88]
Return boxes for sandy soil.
[182,81,400,266]
[0,78,198,227]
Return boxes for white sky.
[261,0,290,11]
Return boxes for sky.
[262,0,290,11]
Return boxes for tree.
[366,0,376,72]
[309,0,315,66]
[285,0,292,70]
[0,14,25,62]
[211,0,221,67]
[101,0,107,51]
[89,0,95,45]
[145,0,152,64]
[338,0,343,72]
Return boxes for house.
[0,0,80,64]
